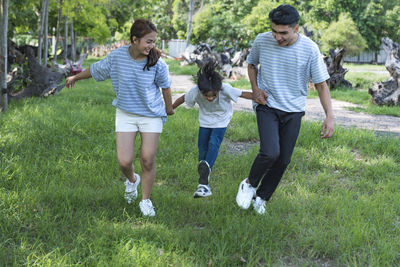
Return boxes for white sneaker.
[236,178,256,209]
[124,173,141,204]
[139,199,156,217]
[252,196,267,215]
[193,184,212,198]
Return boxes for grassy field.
[1,76,400,266]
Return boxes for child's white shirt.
[184,83,242,128]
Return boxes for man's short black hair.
[269,4,300,26]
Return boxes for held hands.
[253,88,268,105]
[320,117,334,139]
[166,106,174,115]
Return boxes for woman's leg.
[139,132,161,200]
[116,132,138,183]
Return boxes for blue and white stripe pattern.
[90,45,171,122]
[247,32,329,112]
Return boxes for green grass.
[343,63,387,72]
[1,78,400,266]
[164,58,198,76]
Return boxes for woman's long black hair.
[130,19,161,71]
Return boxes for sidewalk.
[170,75,400,136]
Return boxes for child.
[172,61,252,198]
[65,19,174,217]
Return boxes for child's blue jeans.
[198,127,227,170]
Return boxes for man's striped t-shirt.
[247,32,329,112]
[90,45,171,122]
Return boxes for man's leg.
[256,110,304,201]
[237,106,279,209]
[248,105,280,188]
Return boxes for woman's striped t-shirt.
[90,45,171,122]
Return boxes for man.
[236,4,334,215]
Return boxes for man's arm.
[248,64,268,105]
[315,81,334,138]
[162,88,174,115]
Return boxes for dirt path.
[170,75,400,137]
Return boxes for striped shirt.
[247,32,329,112]
[90,45,171,122]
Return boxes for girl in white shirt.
[173,61,252,198]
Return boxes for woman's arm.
[65,68,92,88]
[162,88,174,115]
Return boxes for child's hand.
[65,76,76,88]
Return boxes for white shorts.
[115,108,163,133]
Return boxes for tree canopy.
[7,0,400,54]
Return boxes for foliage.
[243,0,276,42]
[384,6,400,44]
[7,0,400,54]
[320,13,367,56]
[8,0,38,38]
[171,0,191,39]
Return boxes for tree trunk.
[185,0,193,48]
[43,0,49,66]
[64,16,68,62]
[9,46,64,99]
[368,37,400,106]
[38,0,46,65]
[53,0,62,62]
[70,20,75,61]
[323,48,352,89]
[0,0,8,112]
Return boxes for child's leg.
[139,132,160,200]
[116,132,138,183]
[198,127,212,162]
[205,127,227,169]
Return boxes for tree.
[384,5,400,44]
[320,12,367,56]
[243,0,276,43]
[0,0,8,112]
[186,0,194,47]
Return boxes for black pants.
[248,105,304,201]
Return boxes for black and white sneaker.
[198,160,211,185]
[193,184,212,198]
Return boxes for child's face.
[202,91,218,102]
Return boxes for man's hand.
[320,117,334,138]
[253,88,268,105]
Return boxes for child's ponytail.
[197,60,223,93]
